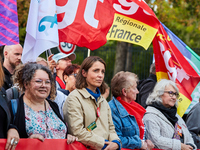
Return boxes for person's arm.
[144,115,181,150]
[5,128,19,150]
[63,93,105,150]
[110,108,142,149]
[186,104,200,149]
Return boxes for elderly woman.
[58,64,80,96]
[144,79,196,150]
[10,62,76,143]
[108,71,154,150]
[0,62,19,150]
[63,56,121,150]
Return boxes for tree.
[149,0,200,48]
[17,0,30,45]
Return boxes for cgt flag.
[107,0,160,50]
[22,0,58,63]
[0,0,19,46]
[56,0,115,50]
[162,23,200,114]
[153,24,200,117]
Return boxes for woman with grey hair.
[109,71,154,150]
[144,79,196,150]
[10,62,77,143]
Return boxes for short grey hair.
[146,79,179,106]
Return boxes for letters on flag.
[161,23,200,114]
[106,0,160,50]
[22,0,58,63]
[153,24,200,117]
[56,0,115,50]
[0,0,19,46]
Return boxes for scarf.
[56,76,65,89]
[86,88,101,102]
[116,97,146,139]
[150,102,178,126]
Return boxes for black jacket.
[3,66,13,90]
[0,88,11,138]
[10,94,68,138]
[137,74,157,108]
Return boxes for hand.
[29,134,45,142]
[140,140,147,150]
[181,143,193,150]
[5,128,19,150]
[104,141,119,150]
[66,134,78,144]
[146,139,154,150]
[47,54,56,73]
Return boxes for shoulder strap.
[11,99,19,123]
[12,87,19,99]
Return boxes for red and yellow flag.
[107,0,160,49]
[153,24,200,117]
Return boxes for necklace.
[44,100,49,138]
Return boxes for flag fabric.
[0,0,19,46]
[22,0,58,63]
[153,24,200,117]
[0,139,161,150]
[56,0,115,50]
[107,0,160,49]
[161,23,200,114]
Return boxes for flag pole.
[87,49,90,57]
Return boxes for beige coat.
[63,88,120,150]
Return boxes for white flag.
[22,0,58,63]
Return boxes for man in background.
[136,63,157,108]
[52,52,76,89]
[3,44,23,90]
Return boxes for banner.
[22,0,58,63]
[0,0,19,46]
[161,23,200,114]
[107,0,160,50]
[56,0,115,50]
[0,139,162,150]
[153,24,200,117]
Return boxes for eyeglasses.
[32,79,51,87]
[164,91,180,99]
[69,73,77,77]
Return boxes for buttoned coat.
[63,88,120,150]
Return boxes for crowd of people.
[0,44,199,150]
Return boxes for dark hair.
[62,64,80,79]
[76,56,106,94]
[13,62,56,100]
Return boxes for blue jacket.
[109,97,142,149]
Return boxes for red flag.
[0,139,165,150]
[107,0,160,49]
[153,24,200,116]
[56,0,115,50]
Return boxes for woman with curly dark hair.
[11,62,77,143]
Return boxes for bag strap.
[12,87,19,99]
[11,99,18,123]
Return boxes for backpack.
[136,78,155,105]
[10,98,19,123]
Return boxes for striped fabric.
[0,0,19,46]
